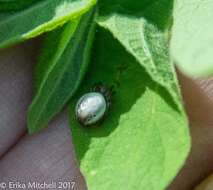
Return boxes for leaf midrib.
[30,15,89,131]
[37,20,80,94]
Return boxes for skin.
[0,39,212,190]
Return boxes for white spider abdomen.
[75,92,107,126]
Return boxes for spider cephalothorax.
[75,83,113,126]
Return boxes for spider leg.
[110,85,116,95]
[92,82,103,92]
[100,86,108,94]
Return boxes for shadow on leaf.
[68,28,179,163]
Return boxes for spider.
[75,83,114,126]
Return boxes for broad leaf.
[97,0,181,109]
[0,0,96,48]
[0,0,40,11]
[28,9,96,133]
[68,30,190,190]
[171,0,213,77]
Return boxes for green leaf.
[171,0,213,77]
[28,9,96,134]
[0,0,96,48]
[0,0,41,11]
[97,0,181,109]
[68,30,190,190]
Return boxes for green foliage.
[28,10,96,133]
[0,0,40,11]
[97,0,182,109]
[171,0,213,77]
[0,0,96,48]
[0,0,204,189]
[68,30,190,190]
